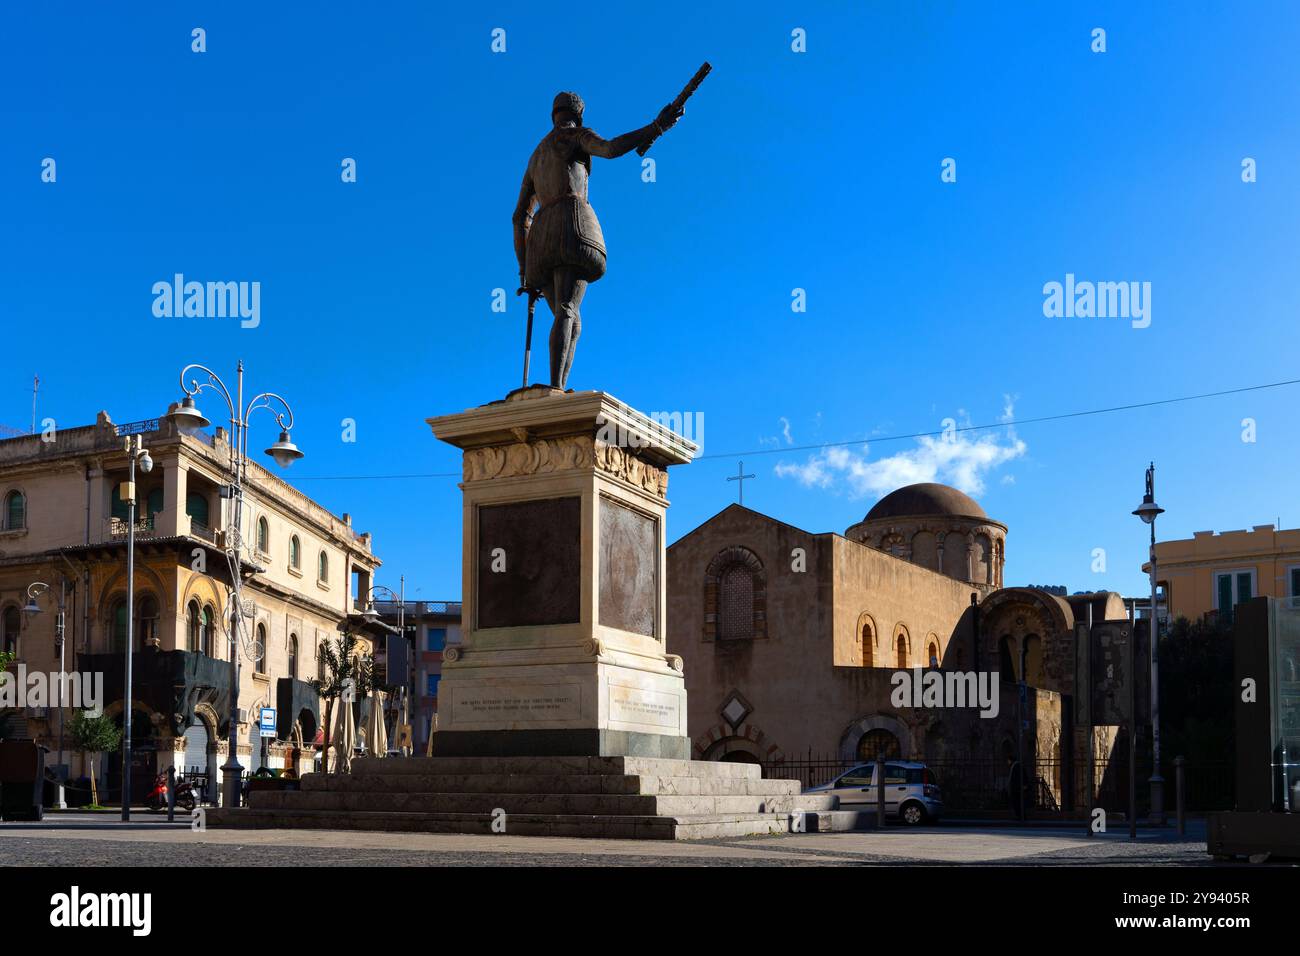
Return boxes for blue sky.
[2,2,1297,601]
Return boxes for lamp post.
[1132,461,1165,825]
[164,361,303,811]
[23,579,68,786]
[361,579,406,755]
[120,435,153,821]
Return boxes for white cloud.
[775,422,1026,500]
[1000,394,1018,424]
[779,416,793,444]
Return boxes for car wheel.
[901,802,927,826]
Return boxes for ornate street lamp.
[23,579,69,796]
[361,580,408,756]
[163,361,303,810]
[1132,461,1165,825]
[120,435,152,821]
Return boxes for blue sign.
[259,706,276,737]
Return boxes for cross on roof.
[727,460,756,505]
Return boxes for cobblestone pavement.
[0,820,1231,867]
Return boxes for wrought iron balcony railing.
[107,515,156,539]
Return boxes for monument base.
[206,755,863,840]
[425,388,697,760]
[431,728,689,760]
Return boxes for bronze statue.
[513,67,710,390]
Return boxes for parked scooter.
[145,768,198,813]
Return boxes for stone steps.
[207,755,861,840]
[249,789,834,816]
[339,755,765,779]
[204,807,794,840]
[300,772,802,797]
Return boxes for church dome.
[863,483,988,522]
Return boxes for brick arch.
[839,713,913,762]
[693,720,785,763]
[703,545,766,641]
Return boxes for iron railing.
[107,515,156,538]
[761,753,1233,815]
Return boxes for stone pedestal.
[425,386,697,759]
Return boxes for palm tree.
[309,631,373,773]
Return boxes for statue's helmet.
[552,91,585,124]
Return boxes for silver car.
[806,760,943,825]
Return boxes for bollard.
[1175,755,1185,837]
[166,766,176,822]
[876,755,886,829]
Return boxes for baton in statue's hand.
[517,285,540,388]
[636,62,711,157]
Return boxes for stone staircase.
[206,755,860,840]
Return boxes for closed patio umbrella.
[330,695,355,774]
[365,691,388,758]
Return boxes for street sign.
[259,706,276,738]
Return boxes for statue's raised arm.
[511,72,707,391]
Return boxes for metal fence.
[760,753,1233,816]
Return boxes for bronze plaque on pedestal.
[598,497,657,637]
[477,496,581,628]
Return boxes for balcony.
[365,600,463,617]
[107,516,158,540]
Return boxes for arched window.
[289,535,301,570]
[186,491,210,528]
[928,639,940,668]
[856,728,901,762]
[896,633,909,669]
[201,605,215,657]
[2,605,21,655]
[187,601,201,652]
[718,564,755,640]
[999,635,1017,682]
[318,551,329,584]
[257,516,269,553]
[110,599,128,653]
[255,622,268,674]
[5,490,27,530]
[704,546,766,642]
[136,596,160,648]
[861,618,875,667]
[288,634,298,680]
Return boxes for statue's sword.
[517,286,539,388]
[636,62,712,157]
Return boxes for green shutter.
[1237,572,1253,603]
[186,492,209,526]
[1218,574,1234,617]
[5,493,24,530]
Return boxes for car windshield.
[837,765,873,786]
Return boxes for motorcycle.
[145,769,198,813]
